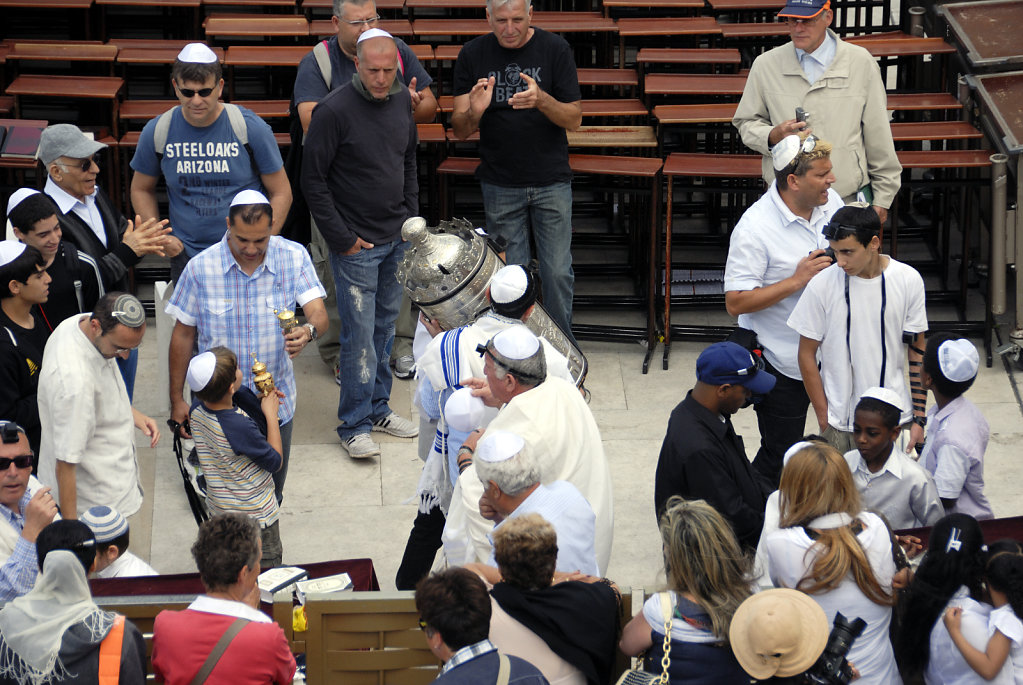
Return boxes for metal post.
[958,76,971,123]
[990,154,1008,316]
[908,6,926,36]
[1014,155,1023,345]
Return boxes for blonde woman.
[762,442,900,684]
[620,497,751,684]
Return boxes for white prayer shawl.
[0,478,48,564]
[441,376,614,574]
[415,313,571,517]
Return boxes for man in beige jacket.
[733,0,901,224]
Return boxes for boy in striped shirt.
[187,346,284,567]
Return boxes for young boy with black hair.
[80,505,157,578]
[7,188,103,329]
[186,346,285,568]
[788,205,928,455]
[844,386,942,530]
[0,240,52,458]
[919,334,993,519]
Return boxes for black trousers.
[752,358,810,489]
[395,505,446,590]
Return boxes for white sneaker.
[371,412,418,438]
[343,433,380,459]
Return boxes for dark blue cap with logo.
[696,342,777,395]
[778,0,829,19]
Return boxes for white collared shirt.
[724,181,844,379]
[189,594,273,623]
[44,176,107,247]
[795,31,837,85]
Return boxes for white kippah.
[230,189,270,207]
[491,326,540,360]
[771,134,802,171]
[357,28,394,44]
[177,43,218,64]
[490,265,529,304]
[6,189,40,218]
[186,351,217,393]
[444,387,486,433]
[476,430,525,463]
[782,441,813,469]
[860,386,906,414]
[0,240,27,267]
[939,339,979,383]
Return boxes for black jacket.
[654,392,771,549]
[49,186,140,292]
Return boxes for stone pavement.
[128,323,1023,592]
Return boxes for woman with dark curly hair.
[619,496,752,684]
[894,513,1012,684]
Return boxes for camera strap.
[845,270,887,424]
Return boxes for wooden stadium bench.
[7,42,118,63]
[717,21,791,39]
[567,124,657,149]
[203,13,310,38]
[310,18,413,37]
[6,74,125,134]
[890,121,983,142]
[614,17,722,68]
[636,47,742,68]
[653,102,738,124]
[411,18,490,37]
[225,46,311,67]
[845,34,955,58]
[887,92,963,112]
[643,73,748,98]
[580,98,649,118]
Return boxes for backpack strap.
[314,40,331,88]
[61,242,86,312]
[97,615,125,685]
[222,103,249,146]
[153,107,178,157]
[76,249,106,300]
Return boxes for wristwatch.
[303,323,317,341]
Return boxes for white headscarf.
[0,550,114,684]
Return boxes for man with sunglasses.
[733,0,901,225]
[788,205,928,454]
[39,124,171,294]
[0,420,58,600]
[654,341,776,550]
[37,293,160,522]
[724,133,843,488]
[130,43,291,280]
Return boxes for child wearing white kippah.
[919,334,993,519]
[187,346,286,567]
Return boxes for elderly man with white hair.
[475,430,597,576]
[441,326,613,574]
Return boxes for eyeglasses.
[418,618,428,631]
[0,455,33,470]
[783,134,819,172]
[339,14,380,26]
[177,85,216,98]
[61,155,100,173]
[734,354,763,378]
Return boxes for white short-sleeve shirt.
[724,181,843,379]
[787,257,927,431]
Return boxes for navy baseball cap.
[696,342,777,395]
[778,0,829,19]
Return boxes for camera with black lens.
[803,612,866,685]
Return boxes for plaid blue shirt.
[440,639,497,674]
[166,234,325,424]
[0,489,40,600]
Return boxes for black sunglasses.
[178,86,215,98]
[821,222,859,241]
[64,155,100,173]
[0,455,33,470]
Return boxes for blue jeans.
[331,240,408,441]
[480,181,576,342]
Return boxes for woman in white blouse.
[762,443,901,685]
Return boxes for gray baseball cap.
[38,124,108,166]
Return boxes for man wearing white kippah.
[130,43,291,280]
[167,190,327,506]
[723,133,842,489]
[38,292,161,520]
[441,326,612,574]
[302,29,420,460]
[474,431,598,576]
